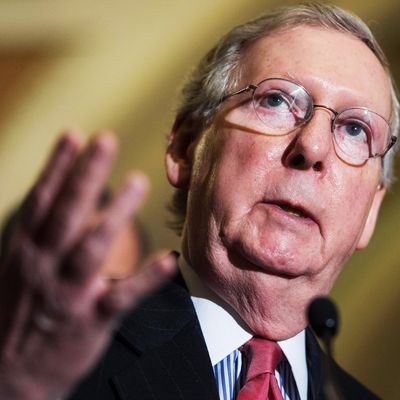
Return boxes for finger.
[37,132,117,252]
[20,132,82,233]
[97,252,177,318]
[61,173,149,283]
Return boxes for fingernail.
[126,173,149,195]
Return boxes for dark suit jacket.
[68,274,379,400]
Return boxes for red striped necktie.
[237,337,284,400]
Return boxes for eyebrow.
[280,72,303,85]
[275,72,389,118]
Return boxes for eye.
[342,121,369,142]
[258,91,293,111]
[264,93,286,108]
[345,122,364,137]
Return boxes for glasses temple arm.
[220,84,257,103]
[381,135,397,157]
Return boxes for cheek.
[210,132,285,210]
[188,131,279,255]
[323,165,380,244]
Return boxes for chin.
[231,244,310,283]
[231,231,318,278]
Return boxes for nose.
[284,109,333,172]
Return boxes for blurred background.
[0,0,399,398]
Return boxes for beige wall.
[0,1,399,398]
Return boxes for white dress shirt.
[179,255,308,400]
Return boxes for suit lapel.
[111,274,219,400]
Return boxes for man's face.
[167,26,391,339]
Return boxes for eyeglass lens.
[246,78,391,164]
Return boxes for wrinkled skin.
[166,26,390,340]
[0,133,175,400]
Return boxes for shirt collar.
[178,255,308,400]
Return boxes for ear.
[165,118,195,189]
[356,185,386,249]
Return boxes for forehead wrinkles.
[234,27,391,116]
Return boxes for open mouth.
[271,201,310,219]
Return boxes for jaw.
[184,216,349,341]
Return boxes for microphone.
[307,296,341,400]
[308,296,339,354]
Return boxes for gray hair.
[168,2,399,235]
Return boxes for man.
[0,3,397,400]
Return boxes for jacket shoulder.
[306,328,380,399]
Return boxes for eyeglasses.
[222,77,397,165]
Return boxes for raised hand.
[0,131,176,400]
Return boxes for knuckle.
[36,209,76,249]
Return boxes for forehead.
[239,26,391,118]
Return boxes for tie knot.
[241,337,283,380]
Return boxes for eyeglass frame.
[220,77,397,163]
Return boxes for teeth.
[279,204,305,217]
